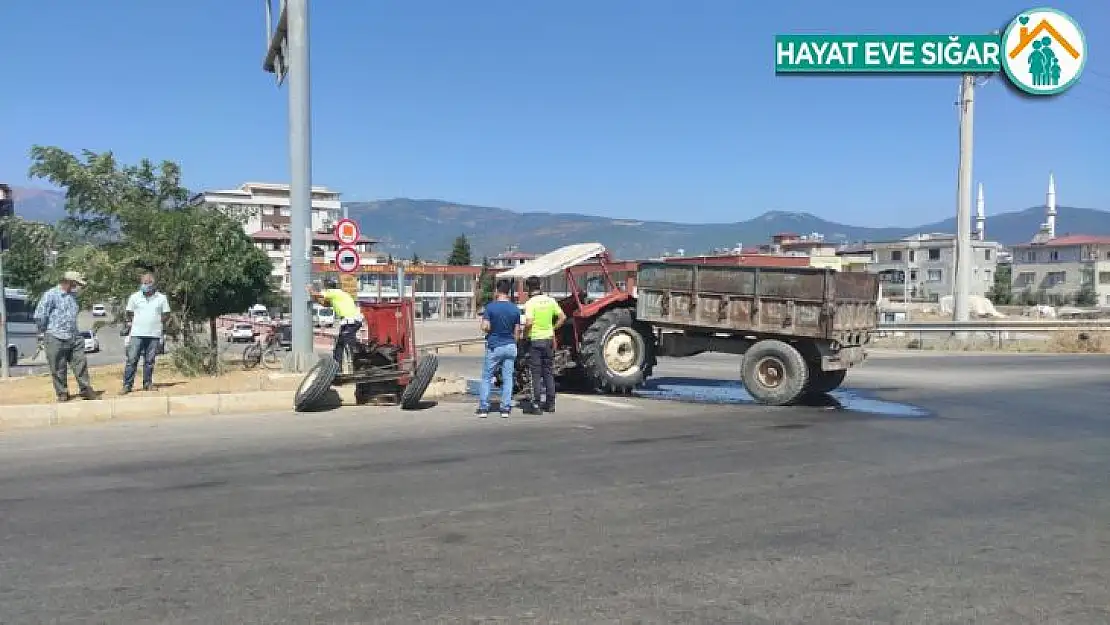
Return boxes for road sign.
[333,218,360,245]
[335,245,361,274]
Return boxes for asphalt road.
[2,353,1110,623]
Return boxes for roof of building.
[493,251,537,260]
[1012,234,1110,248]
[198,182,341,197]
[250,229,375,244]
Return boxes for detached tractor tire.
[740,339,809,406]
[400,353,439,410]
[580,307,655,394]
[294,357,340,412]
[805,366,847,395]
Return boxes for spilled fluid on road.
[633,377,930,418]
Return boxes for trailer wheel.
[740,340,809,406]
[401,353,439,410]
[805,366,847,395]
[294,356,340,412]
[581,307,654,393]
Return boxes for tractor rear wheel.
[294,356,340,412]
[401,353,439,409]
[580,307,655,393]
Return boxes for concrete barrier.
[0,377,467,432]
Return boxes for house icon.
[1009,17,1081,60]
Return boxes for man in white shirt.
[122,272,171,393]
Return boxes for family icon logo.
[1000,7,1086,95]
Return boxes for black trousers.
[529,338,556,407]
[333,320,363,363]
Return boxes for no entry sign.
[333,218,360,245]
[335,245,361,274]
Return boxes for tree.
[1077,266,1097,306]
[27,146,275,372]
[0,217,61,295]
[410,252,420,265]
[477,255,496,305]
[986,263,1012,305]
[447,234,472,266]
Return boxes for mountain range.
[11,187,1110,261]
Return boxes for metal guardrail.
[418,338,484,353]
[879,320,1106,333]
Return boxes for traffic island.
[0,362,468,432]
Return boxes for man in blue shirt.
[122,271,172,393]
[477,279,521,418]
[33,271,96,401]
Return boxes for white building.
[192,182,375,292]
[191,182,343,234]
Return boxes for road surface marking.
[561,395,635,409]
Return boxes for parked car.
[91,304,107,317]
[228,322,257,343]
[80,330,100,353]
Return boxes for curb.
[0,377,468,432]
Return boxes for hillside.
[10,187,1110,260]
[344,199,1110,260]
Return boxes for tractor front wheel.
[580,307,655,394]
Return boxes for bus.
[3,287,39,366]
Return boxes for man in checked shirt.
[33,271,98,401]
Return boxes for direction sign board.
[335,245,361,274]
[333,218,360,245]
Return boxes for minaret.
[1046,172,1057,239]
[975,183,985,241]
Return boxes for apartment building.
[841,233,1000,301]
[1009,235,1110,306]
[192,182,362,291]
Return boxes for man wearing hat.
[33,271,97,401]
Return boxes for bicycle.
[242,327,283,370]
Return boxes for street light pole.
[953,73,975,324]
[264,0,315,371]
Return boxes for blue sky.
[2,0,1108,226]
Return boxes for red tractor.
[492,243,657,398]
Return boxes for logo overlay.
[775,7,1085,96]
[1000,7,1086,95]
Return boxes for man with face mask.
[122,271,171,393]
[33,271,96,401]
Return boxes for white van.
[248,304,271,325]
[3,288,40,366]
[313,305,335,328]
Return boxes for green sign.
[775,35,1003,73]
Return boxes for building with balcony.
[1010,235,1110,306]
[191,182,343,235]
[840,233,1000,301]
[488,249,537,270]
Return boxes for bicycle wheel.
[261,346,283,369]
[243,344,262,370]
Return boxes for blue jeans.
[479,343,517,411]
[124,336,161,390]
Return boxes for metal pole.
[397,262,405,302]
[0,252,9,378]
[953,73,975,324]
[286,0,314,370]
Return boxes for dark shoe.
[543,404,556,413]
[80,389,97,400]
[57,393,69,402]
[476,407,489,418]
[142,384,153,391]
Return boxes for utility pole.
[264,0,315,371]
[953,73,975,324]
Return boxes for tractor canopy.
[496,242,607,280]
